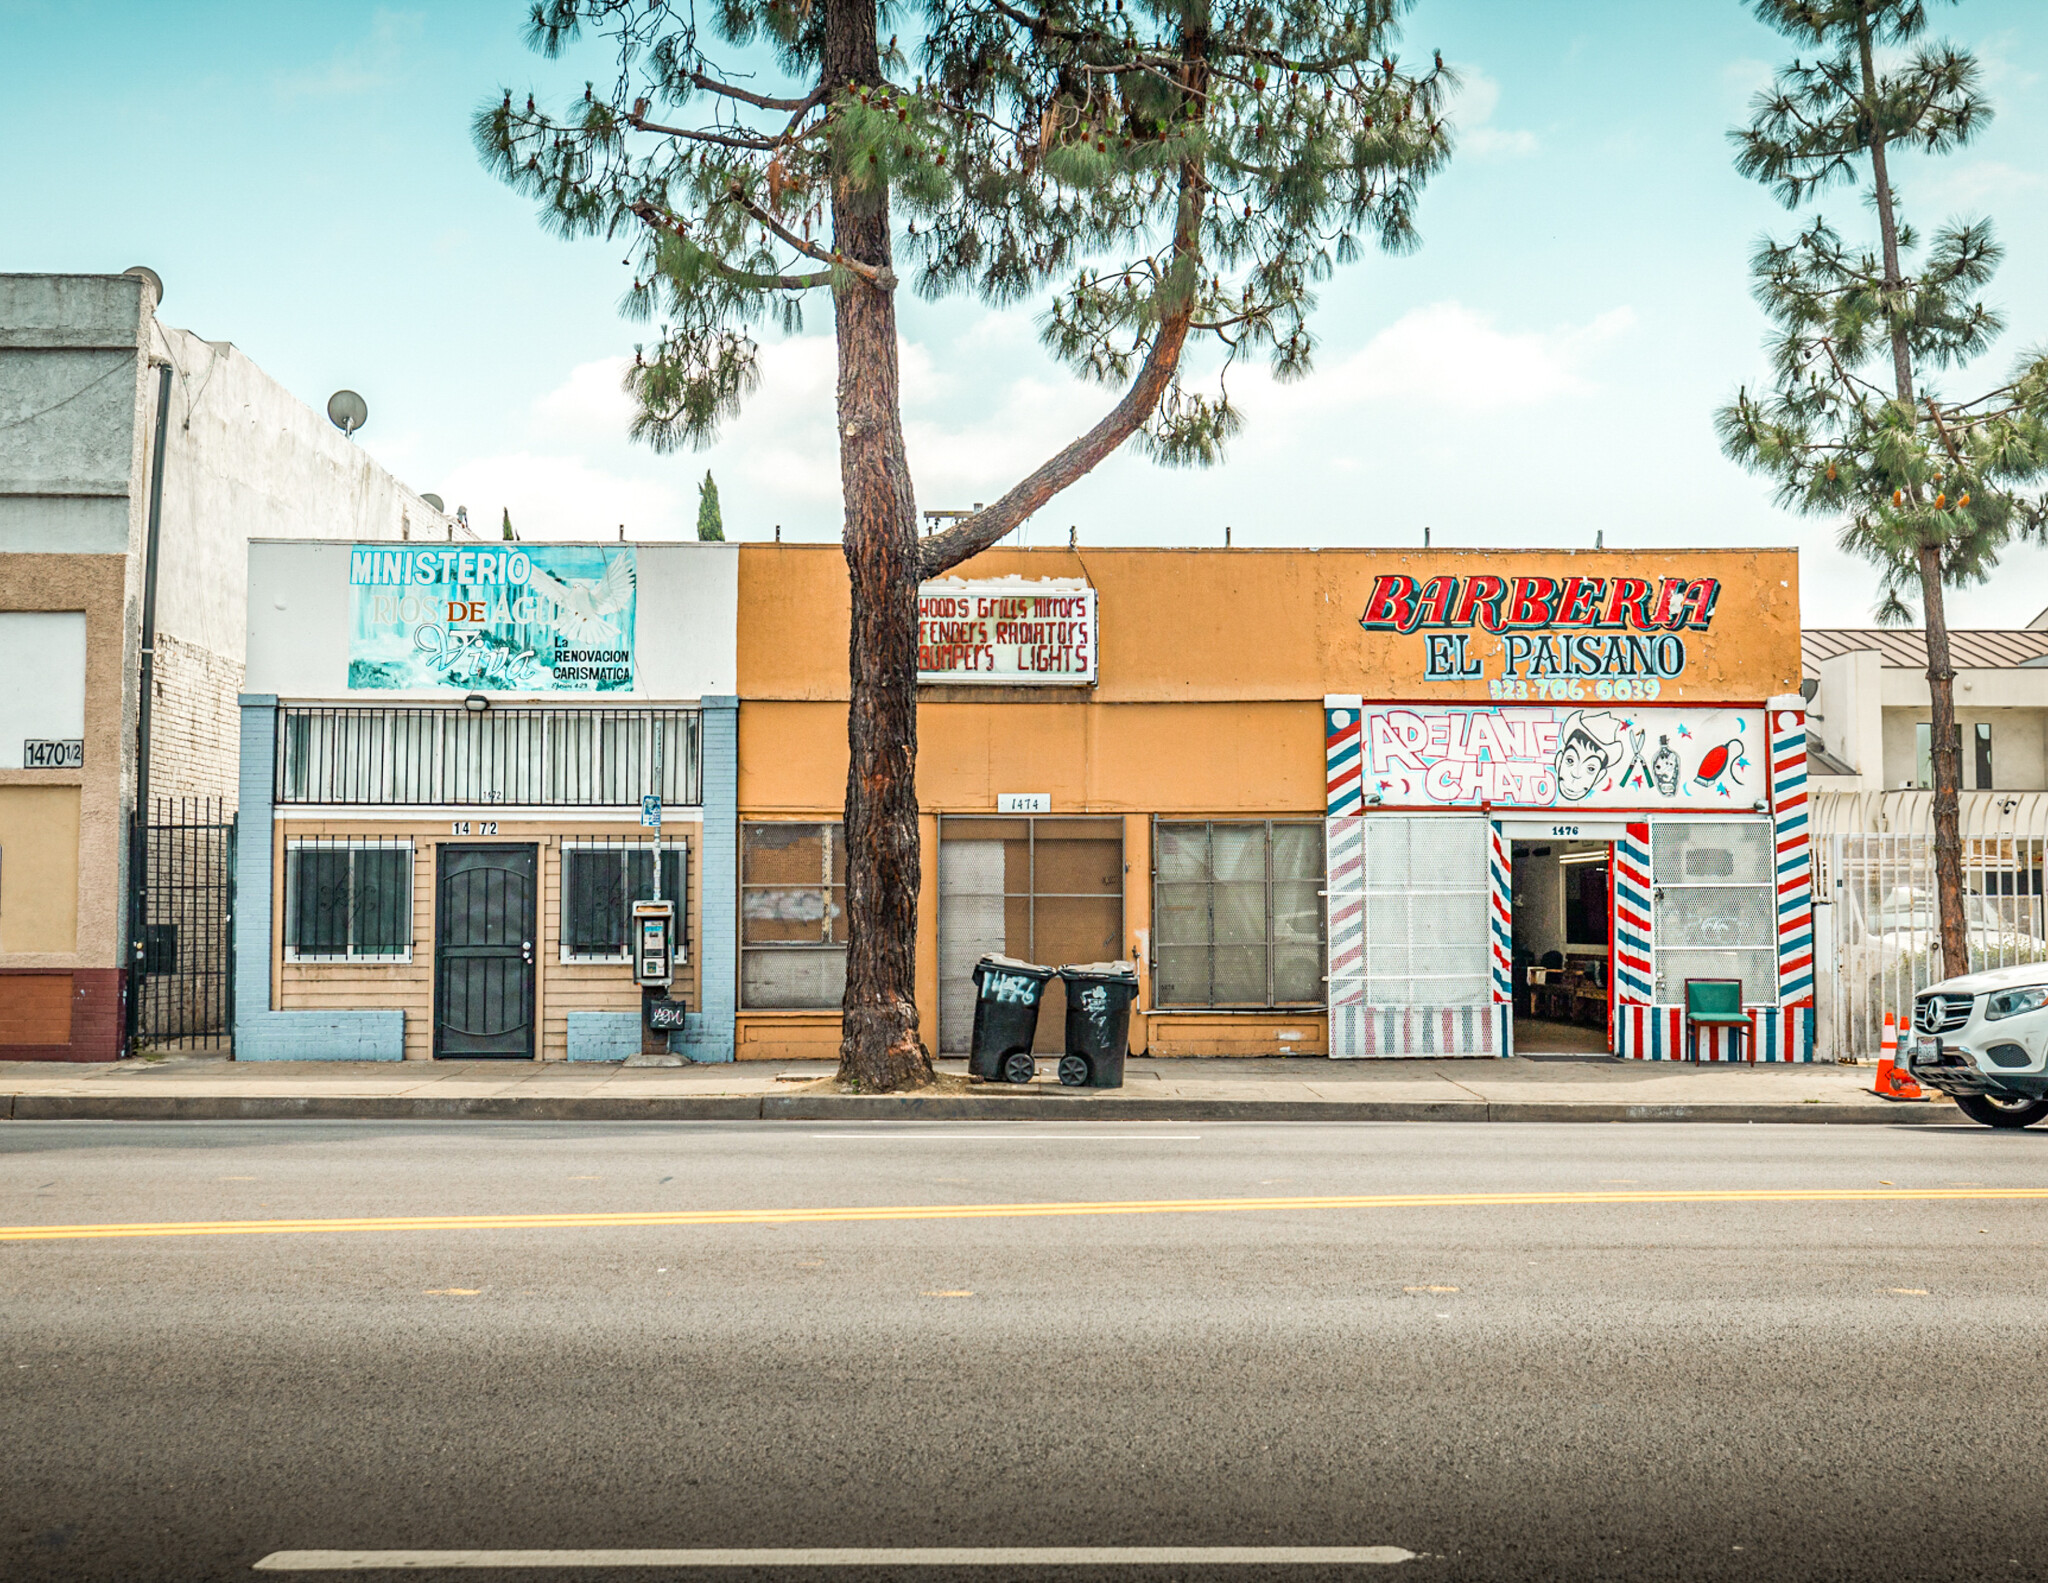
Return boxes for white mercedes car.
[1905,961,2048,1129]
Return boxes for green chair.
[1684,978,1749,1062]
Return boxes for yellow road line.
[3,1186,2047,1244]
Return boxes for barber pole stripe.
[1335,1003,1508,1058]
[1770,712,1815,1005]
[1325,815,1365,1008]
[1618,1003,1816,1062]
[1326,696,1365,817]
[1613,821,1654,1004]
[1489,822,1513,1005]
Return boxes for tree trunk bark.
[1859,7,1971,978]
[826,0,933,1091]
[1917,546,1971,977]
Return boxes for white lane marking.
[254,1547,1415,1570]
[803,1134,1200,1140]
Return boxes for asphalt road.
[4,1118,2048,1583]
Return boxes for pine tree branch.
[920,153,1205,577]
[627,200,832,290]
[688,72,816,113]
[725,187,898,289]
[626,114,783,152]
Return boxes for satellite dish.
[421,493,445,512]
[122,265,164,303]
[327,390,368,436]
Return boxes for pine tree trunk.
[1859,11,1971,979]
[1916,547,1971,977]
[825,0,934,1091]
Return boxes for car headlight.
[1986,987,2048,1021]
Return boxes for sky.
[4,0,2046,627]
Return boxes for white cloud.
[1722,56,1776,104]
[1944,160,2046,211]
[435,451,684,541]
[269,9,422,101]
[1269,300,1637,414]
[1453,68,1538,158]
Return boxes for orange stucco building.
[733,543,1804,1063]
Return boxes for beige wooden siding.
[274,818,704,1060]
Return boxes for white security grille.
[1362,816,1490,1007]
[1649,821,1775,1005]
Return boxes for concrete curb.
[1,1092,1958,1124]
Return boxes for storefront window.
[283,839,412,962]
[740,822,846,1008]
[561,842,686,962]
[1154,822,1325,1007]
[1651,821,1774,1004]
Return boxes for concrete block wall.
[232,695,403,1060]
[669,695,736,1062]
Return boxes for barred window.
[284,839,413,962]
[740,822,846,1009]
[1154,821,1325,1008]
[561,841,687,963]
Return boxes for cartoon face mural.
[1553,711,1628,801]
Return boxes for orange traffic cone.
[1873,1013,1928,1101]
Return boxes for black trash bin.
[968,955,1056,1084]
[1056,961,1140,1088]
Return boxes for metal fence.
[1814,790,2048,1059]
[276,705,702,808]
[132,797,236,1052]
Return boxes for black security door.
[435,845,537,1059]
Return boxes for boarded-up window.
[740,823,846,1008]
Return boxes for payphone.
[631,898,677,989]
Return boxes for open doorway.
[1510,838,1613,1056]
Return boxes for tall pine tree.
[480,0,1453,1089]
[1718,0,2048,984]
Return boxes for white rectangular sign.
[997,793,1051,814]
[918,579,1095,685]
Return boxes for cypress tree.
[697,471,726,541]
[478,0,1454,1090]
[1718,0,2048,983]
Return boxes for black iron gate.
[131,796,236,1053]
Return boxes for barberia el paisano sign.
[918,578,1096,685]
[1359,572,1720,697]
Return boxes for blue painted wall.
[668,694,737,1062]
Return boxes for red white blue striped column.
[1770,707,1814,1007]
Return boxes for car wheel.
[1955,1093,2048,1130]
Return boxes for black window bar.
[131,796,236,1052]
[276,706,702,807]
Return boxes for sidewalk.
[0,1054,1956,1125]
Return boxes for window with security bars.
[561,841,687,963]
[1361,817,1489,1006]
[1651,821,1774,1004]
[283,839,413,962]
[740,822,846,1008]
[1154,822,1325,1007]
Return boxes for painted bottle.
[1652,735,1681,797]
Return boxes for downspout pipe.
[126,359,173,1055]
